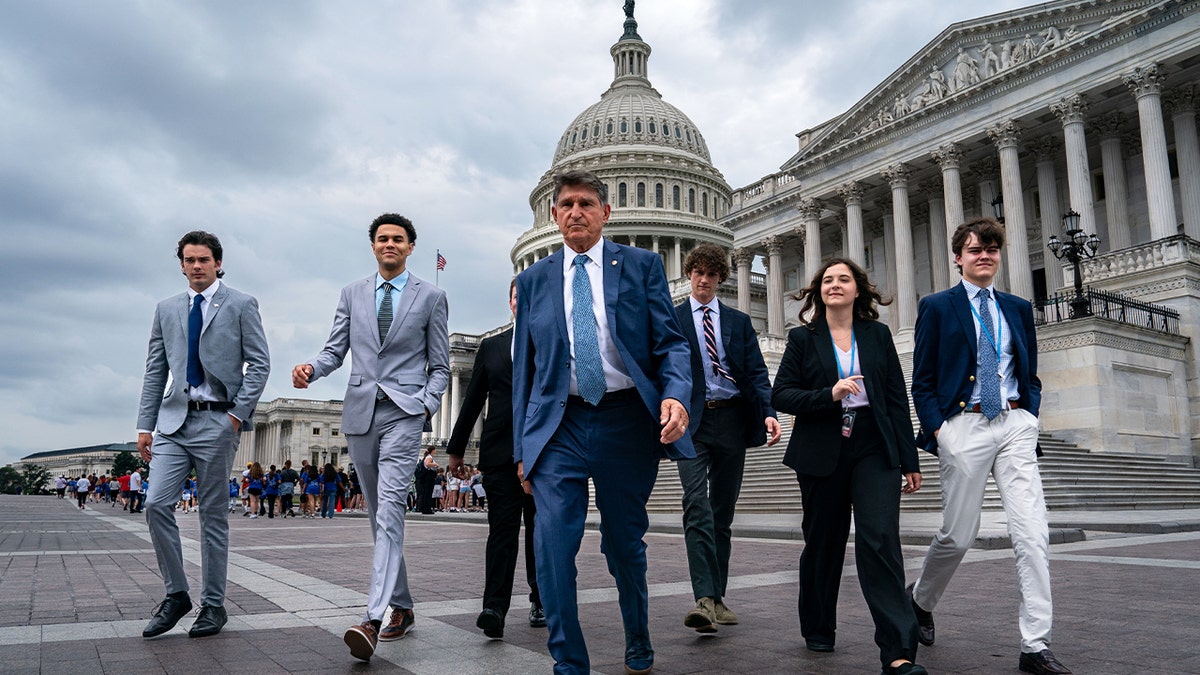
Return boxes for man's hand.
[291,363,314,389]
[447,453,463,477]
[228,414,241,433]
[659,398,689,445]
[764,417,782,446]
[517,460,532,495]
[137,432,154,462]
[902,472,922,494]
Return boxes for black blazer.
[675,300,777,448]
[448,327,513,471]
[771,317,919,477]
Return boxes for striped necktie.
[702,306,736,384]
[378,282,394,343]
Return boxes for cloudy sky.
[0,0,1035,464]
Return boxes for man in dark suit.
[136,230,270,639]
[673,243,780,634]
[909,218,1070,675]
[513,170,693,675]
[447,278,544,640]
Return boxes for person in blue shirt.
[304,465,321,518]
[320,463,343,518]
[263,466,279,519]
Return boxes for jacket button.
[969,375,975,382]
[560,401,565,407]
[959,401,966,408]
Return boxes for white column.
[1032,137,1066,294]
[973,157,1008,291]
[799,197,823,285]
[1051,93,1099,235]
[1123,64,1177,240]
[764,235,785,336]
[672,237,683,280]
[837,182,865,266]
[919,178,950,291]
[881,213,897,332]
[439,377,454,438]
[882,164,917,331]
[450,369,464,439]
[651,235,660,255]
[933,143,965,284]
[1095,112,1132,250]
[733,248,753,314]
[988,120,1034,302]
[1166,86,1200,239]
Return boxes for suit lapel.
[949,282,978,353]
[602,240,622,336]
[717,301,735,364]
[357,276,382,349]
[177,292,190,336]
[201,284,229,334]
[811,317,840,385]
[543,248,569,346]
[384,274,422,349]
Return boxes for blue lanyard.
[830,328,856,380]
[968,292,1002,358]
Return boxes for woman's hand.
[831,375,864,401]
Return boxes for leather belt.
[965,400,1020,414]
[704,398,741,409]
[568,388,636,406]
[188,401,234,411]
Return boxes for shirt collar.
[377,270,409,290]
[690,296,718,314]
[960,277,994,301]
[187,279,220,303]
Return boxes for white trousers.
[912,407,1053,653]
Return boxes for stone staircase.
[640,414,1200,514]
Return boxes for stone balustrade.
[1073,235,1200,284]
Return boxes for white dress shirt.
[688,297,739,400]
[960,278,1018,404]
[561,239,634,395]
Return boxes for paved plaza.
[1,494,1199,674]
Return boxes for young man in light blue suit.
[513,170,693,675]
[292,213,449,662]
[137,230,270,639]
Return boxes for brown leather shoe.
[378,606,415,641]
[344,621,378,661]
[1019,649,1072,674]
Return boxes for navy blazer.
[512,240,695,475]
[771,318,919,477]
[911,282,1041,455]
[674,300,776,448]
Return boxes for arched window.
[618,183,628,208]
[580,127,587,140]
[593,124,600,137]
[649,121,657,134]
[606,121,613,135]
[672,185,681,210]
[701,191,708,216]
[620,119,628,133]
[634,120,643,133]
[662,122,669,136]
[637,182,646,207]
[688,188,696,213]
[571,131,577,143]
[655,183,663,208]
[675,126,682,139]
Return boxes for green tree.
[111,450,148,478]
[0,466,22,494]
[20,463,52,495]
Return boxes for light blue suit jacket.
[512,240,694,475]
[137,282,271,434]
[306,272,449,435]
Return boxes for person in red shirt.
[118,471,133,511]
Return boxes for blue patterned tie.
[977,289,1002,420]
[572,254,606,405]
[187,294,204,388]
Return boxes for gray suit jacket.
[306,272,450,435]
[137,282,271,435]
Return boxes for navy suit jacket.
[674,300,776,448]
[911,281,1041,455]
[512,239,695,475]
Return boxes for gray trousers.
[146,409,239,607]
[347,398,424,622]
[676,406,747,602]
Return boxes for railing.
[1036,288,1180,335]
[1078,234,1200,282]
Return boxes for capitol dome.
[511,3,734,293]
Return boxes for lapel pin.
[610,259,617,265]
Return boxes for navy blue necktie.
[977,289,1002,420]
[572,254,606,405]
[186,294,204,388]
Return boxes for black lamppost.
[991,194,1005,224]
[1047,209,1101,318]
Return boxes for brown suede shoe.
[378,606,415,641]
[344,621,378,661]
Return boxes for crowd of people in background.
[54,470,146,512]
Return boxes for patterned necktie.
[186,294,204,388]
[701,306,736,384]
[378,282,394,343]
[571,254,606,405]
[977,288,1002,420]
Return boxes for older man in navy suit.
[513,170,693,675]
[908,217,1070,675]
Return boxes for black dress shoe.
[907,583,934,646]
[528,604,546,628]
[1019,649,1072,674]
[142,593,193,638]
[476,608,504,639]
[188,605,228,638]
[805,639,835,652]
[882,662,928,675]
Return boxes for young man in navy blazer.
[908,218,1070,675]
[673,243,780,634]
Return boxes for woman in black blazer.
[771,258,926,675]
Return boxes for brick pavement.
[1,495,1198,673]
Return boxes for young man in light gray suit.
[136,230,270,639]
[292,213,449,662]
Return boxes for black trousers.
[796,406,919,666]
[480,462,540,616]
[416,477,436,514]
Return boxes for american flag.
[436,252,447,271]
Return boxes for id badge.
[841,409,857,438]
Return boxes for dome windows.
[634,119,643,133]
[655,183,664,208]
[593,124,600,138]
[648,121,657,135]
[620,120,628,133]
[675,126,682,140]
[688,188,696,213]
[637,182,646,207]
[618,182,628,208]
[662,122,669,137]
[701,191,709,217]
[672,185,681,210]
[581,127,587,140]
[606,121,614,135]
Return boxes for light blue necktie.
[572,254,606,405]
[977,289,1002,420]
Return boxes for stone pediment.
[783,0,1174,171]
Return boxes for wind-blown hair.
[794,257,890,325]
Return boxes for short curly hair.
[683,243,730,282]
